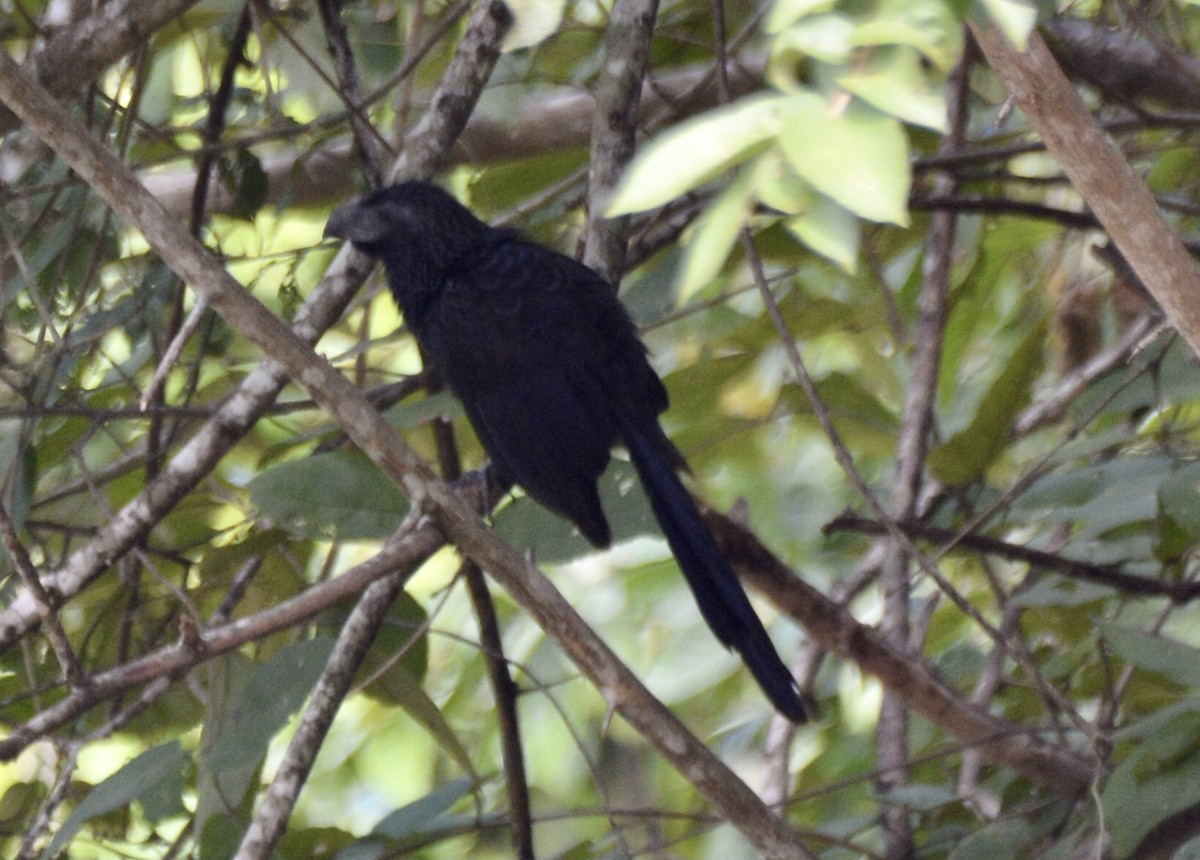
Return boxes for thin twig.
[0,499,88,688]
[824,513,1200,601]
[316,0,388,187]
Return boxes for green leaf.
[608,94,785,215]
[852,0,965,69]
[249,449,411,540]
[1013,456,1170,540]
[42,742,185,859]
[501,0,564,51]
[278,827,355,860]
[779,92,911,225]
[885,783,958,811]
[1105,739,1200,857]
[372,778,475,838]
[204,638,335,771]
[1102,625,1200,687]
[784,195,860,272]
[362,665,477,779]
[770,13,855,67]
[946,820,1035,860]
[928,319,1045,485]
[838,46,947,130]
[675,171,756,303]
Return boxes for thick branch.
[971,23,1200,356]
[705,509,1098,796]
[1,0,202,134]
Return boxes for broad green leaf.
[770,13,855,67]
[204,637,335,771]
[342,590,430,695]
[608,94,785,215]
[42,742,185,859]
[196,641,334,851]
[1146,147,1200,194]
[785,195,860,272]
[675,171,756,303]
[360,664,477,779]
[372,778,475,838]
[1008,578,1116,609]
[853,0,965,69]
[1103,625,1200,687]
[1105,740,1200,857]
[839,46,947,130]
[928,319,1045,485]
[1014,456,1170,540]
[779,92,911,225]
[249,449,411,540]
[946,820,1036,860]
[885,783,958,811]
[751,149,812,213]
[278,827,356,860]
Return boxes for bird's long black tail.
[620,419,807,722]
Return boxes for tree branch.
[971,23,1200,357]
[0,0,203,135]
[583,0,659,284]
[704,509,1099,796]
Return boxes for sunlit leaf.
[779,92,911,225]
[853,0,965,68]
[675,171,756,303]
[42,743,185,860]
[502,0,565,51]
[608,94,785,215]
[838,46,947,130]
[785,195,860,272]
[770,13,855,67]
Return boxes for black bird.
[325,181,805,721]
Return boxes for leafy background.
[2,0,1200,857]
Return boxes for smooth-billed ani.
[324,181,805,721]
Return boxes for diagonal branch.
[704,509,1099,796]
[2,0,203,135]
[970,23,1200,356]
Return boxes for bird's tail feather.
[620,420,807,722]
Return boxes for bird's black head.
[324,181,492,271]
